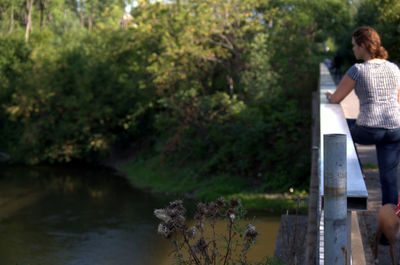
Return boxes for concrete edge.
[351,211,366,265]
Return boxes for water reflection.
[0,165,280,265]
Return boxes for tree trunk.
[88,12,93,30]
[78,0,85,28]
[39,0,45,29]
[80,11,85,27]
[25,0,34,42]
[8,3,14,34]
[227,75,234,98]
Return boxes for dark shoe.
[379,234,390,246]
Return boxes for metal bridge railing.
[308,63,368,265]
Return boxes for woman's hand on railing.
[326,91,334,103]
[327,75,355,104]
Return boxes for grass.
[362,162,378,170]
[119,155,248,200]
[228,192,308,214]
[119,155,308,214]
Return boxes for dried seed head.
[229,197,240,208]
[244,224,258,243]
[165,220,177,233]
[166,208,179,218]
[186,226,197,239]
[154,209,171,222]
[227,208,236,218]
[197,202,207,215]
[216,197,225,208]
[174,215,186,229]
[229,213,236,221]
[207,202,218,217]
[194,213,205,222]
[169,200,183,208]
[193,237,208,253]
[169,200,185,215]
[158,223,172,238]
[155,200,189,239]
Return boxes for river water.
[0,164,280,265]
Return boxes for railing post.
[324,134,348,264]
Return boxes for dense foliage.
[356,0,400,62]
[334,0,400,67]
[0,0,360,193]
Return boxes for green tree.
[351,0,400,62]
[1,18,156,163]
[0,0,355,193]
[258,0,351,96]
[375,0,400,62]
[74,0,125,29]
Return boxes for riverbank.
[103,149,308,214]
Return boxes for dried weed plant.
[154,197,283,265]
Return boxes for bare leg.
[390,243,395,265]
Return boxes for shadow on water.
[0,164,280,265]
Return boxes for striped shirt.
[346,61,400,129]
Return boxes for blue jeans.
[347,119,400,205]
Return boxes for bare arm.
[325,75,356,103]
[398,89,400,104]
